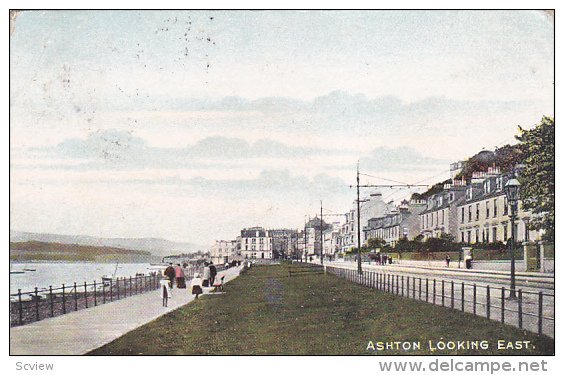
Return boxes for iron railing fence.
[323,265,554,338]
[9,265,227,327]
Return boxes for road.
[318,260,554,339]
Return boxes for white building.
[239,227,273,259]
[210,239,241,264]
[339,192,393,253]
[457,169,539,244]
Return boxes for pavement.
[317,260,554,289]
[320,260,554,338]
[9,266,243,355]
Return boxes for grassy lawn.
[88,264,554,355]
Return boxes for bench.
[288,266,325,277]
[212,275,225,292]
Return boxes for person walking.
[202,262,211,287]
[191,273,203,299]
[446,255,451,268]
[175,263,186,289]
[164,263,176,289]
[209,262,217,286]
[160,277,172,306]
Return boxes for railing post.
[84,282,88,308]
[110,279,113,302]
[130,276,133,296]
[18,289,23,325]
[401,276,405,296]
[117,278,120,300]
[433,279,436,305]
[419,278,422,300]
[391,274,395,294]
[34,287,40,321]
[486,285,490,319]
[501,287,505,323]
[62,284,66,314]
[473,284,477,315]
[136,276,138,295]
[441,280,445,306]
[518,289,523,329]
[94,281,97,306]
[461,283,465,312]
[102,280,106,304]
[451,281,454,309]
[538,291,543,335]
[425,278,429,303]
[397,275,400,294]
[74,282,78,311]
[49,286,54,317]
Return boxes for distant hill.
[10,241,154,262]
[9,231,206,257]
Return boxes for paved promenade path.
[10,266,243,355]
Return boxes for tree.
[366,237,386,250]
[516,116,555,241]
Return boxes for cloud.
[360,146,447,172]
[29,129,347,170]
[45,169,352,199]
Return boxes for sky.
[9,10,554,246]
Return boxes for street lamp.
[504,177,520,299]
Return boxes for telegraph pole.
[356,162,362,274]
[320,200,324,265]
[353,164,428,275]
[304,215,309,263]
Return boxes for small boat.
[101,261,119,284]
[23,268,36,272]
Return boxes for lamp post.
[504,177,520,299]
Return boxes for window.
[503,224,508,242]
[485,228,490,243]
[461,231,465,243]
[461,207,465,223]
[475,229,480,243]
[492,227,497,242]
[493,199,498,217]
[468,205,472,222]
[441,210,445,225]
[476,204,480,220]
[252,238,256,244]
[486,201,490,218]
[467,231,471,244]
[503,197,508,216]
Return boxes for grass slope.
[89,264,554,355]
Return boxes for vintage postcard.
[7,7,556,370]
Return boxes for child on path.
[191,273,203,298]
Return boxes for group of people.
[161,261,221,304]
[372,253,393,265]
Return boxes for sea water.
[9,262,155,295]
